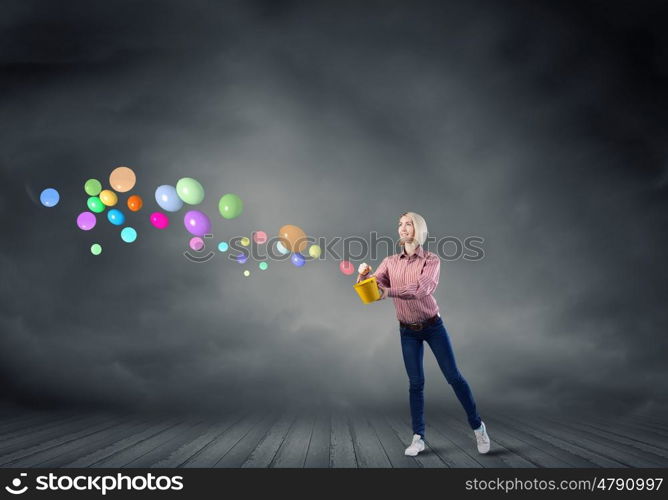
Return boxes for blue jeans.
[400,315,482,438]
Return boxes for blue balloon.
[155,185,183,212]
[120,227,137,243]
[40,188,60,207]
[107,208,126,226]
[236,253,248,264]
[291,253,305,267]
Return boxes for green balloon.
[87,196,106,213]
[90,243,102,255]
[218,193,243,219]
[176,177,205,205]
[85,179,102,196]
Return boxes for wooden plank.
[526,415,665,467]
[348,412,392,468]
[368,414,421,468]
[0,413,69,438]
[538,415,668,465]
[152,412,244,468]
[214,413,278,468]
[329,413,356,468]
[124,421,211,468]
[27,419,153,468]
[426,411,535,468]
[0,416,123,467]
[0,413,84,443]
[63,419,180,467]
[491,413,623,468]
[578,416,668,447]
[471,416,576,468]
[91,421,194,468]
[271,414,314,468]
[384,414,451,468]
[303,413,330,468]
[242,412,296,468]
[0,414,105,456]
[183,413,263,467]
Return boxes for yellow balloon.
[109,166,136,193]
[99,189,118,206]
[308,244,322,258]
[278,224,308,254]
[240,237,250,247]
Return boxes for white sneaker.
[474,421,490,454]
[404,434,425,456]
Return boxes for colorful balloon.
[339,260,355,275]
[308,244,322,259]
[259,261,268,271]
[218,193,243,219]
[86,196,105,213]
[109,166,136,192]
[99,189,118,207]
[176,177,205,205]
[243,270,250,277]
[150,212,170,229]
[189,237,205,251]
[40,188,60,207]
[76,211,96,231]
[218,242,229,252]
[90,243,102,255]
[236,253,248,264]
[183,210,211,237]
[84,179,102,196]
[120,227,137,243]
[291,253,306,267]
[278,224,308,253]
[276,241,289,255]
[127,194,143,212]
[253,231,268,244]
[107,208,125,226]
[155,185,183,212]
[240,237,250,247]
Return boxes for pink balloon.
[189,237,204,251]
[253,230,268,244]
[339,260,355,275]
[150,212,169,229]
[76,211,96,231]
[183,210,211,237]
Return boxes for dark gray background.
[1,0,667,418]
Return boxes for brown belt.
[400,314,440,331]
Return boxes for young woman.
[357,212,490,456]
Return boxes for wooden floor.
[0,405,667,468]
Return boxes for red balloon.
[339,260,355,275]
[127,194,143,212]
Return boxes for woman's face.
[398,215,415,243]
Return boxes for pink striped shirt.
[372,245,441,324]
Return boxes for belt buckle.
[409,322,423,331]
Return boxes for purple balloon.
[77,211,96,231]
[183,210,211,236]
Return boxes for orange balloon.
[278,224,308,253]
[99,189,118,207]
[109,166,136,193]
[127,194,143,212]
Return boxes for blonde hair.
[399,212,428,246]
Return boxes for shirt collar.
[399,244,425,260]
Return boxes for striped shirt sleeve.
[372,257,391,288]
[387,254,440,299]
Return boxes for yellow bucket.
[353,276,381,304]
